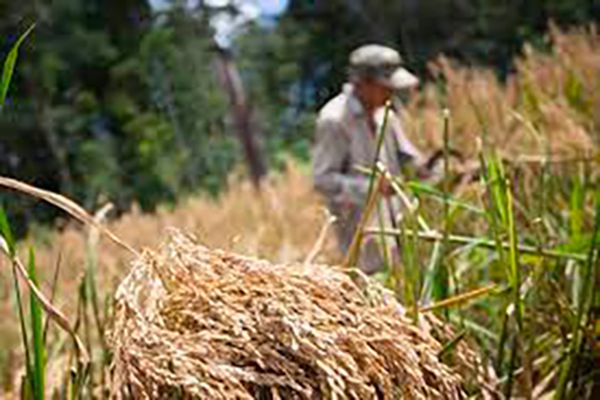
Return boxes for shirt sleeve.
[312,117,370,204]
[388,113,426,167]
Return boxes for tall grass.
[556,197,600,397]
[1,24,46,400]
[27,248,45,400]
[0,25,598,398]
[0,208,45,400]
[372,25,599,397]
[1,24,95,399]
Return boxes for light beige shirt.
[312,83,424,206]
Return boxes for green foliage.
[557,197,600,398]
[0,207,35,399]
[27,248,45,400]
[0,23,34,107]
[367,156,600,396]
[0,1,240,233]
[0,205,16,256]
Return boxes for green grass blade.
[43,252,62,344]
[478,152,510,375]
[0,23,35,107]
[438,329,467,361]
[504,334,519,399]
[0,207,34,396]
[0,205,16,256]
[505,177,523,330]
[556,195,600,398]
[478,152,508,267]
[406,180,484,214]
[344,102,392,268]
[569,175,584,241]
[365,228,588,262]
[450,314,499,343]
[497,308,513,374]
[487,154,509,226]
[399,209,419,312]
[367,101,392,196]
[486,152,526,392]
[28,247,45,400]
[569,174,586,309]
[434,108,452,306]
[12,265,34,397]
[420,239,442,304]
[375,201,392,273]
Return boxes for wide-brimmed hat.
[349,44,419,89]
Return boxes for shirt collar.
[343,83,366,116]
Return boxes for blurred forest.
[1,0,599,234]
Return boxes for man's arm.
[386,112,425,168]
[312,117,370,204]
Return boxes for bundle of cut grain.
[109,230,490,399]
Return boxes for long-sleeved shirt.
[312,83,424,206]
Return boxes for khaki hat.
[349,44,419,89]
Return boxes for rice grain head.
[109,229,493,399]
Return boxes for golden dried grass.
[0,165,340,392]
[404,25,599,160]
[109,229,484,399]
[0,170,494,398]
[15,165,337,308]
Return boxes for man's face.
[356,78,394,110]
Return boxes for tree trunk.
[213,47,267,190]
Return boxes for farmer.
[312,44,425,274]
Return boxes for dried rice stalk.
[110,229,490,399]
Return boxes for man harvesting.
[312,44,424,274]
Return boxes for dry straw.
[110,229,493,399]
[0,174,494,398]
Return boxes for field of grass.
[0,25,598,398]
